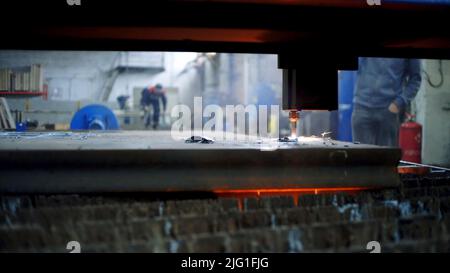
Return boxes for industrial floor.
[1,172,449,253]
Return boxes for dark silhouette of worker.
[141,83,167,129]
[352,58,422,146]
[116,95,130,110]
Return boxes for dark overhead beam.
[0,0,449,59]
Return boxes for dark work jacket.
[141,87,167,111]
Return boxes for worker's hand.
[388,102,400,114]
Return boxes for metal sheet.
[0,131,401,193]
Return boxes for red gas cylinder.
[399,114,422,163]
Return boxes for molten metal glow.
[213,187,369,198]
[397,166,429,175]
[289,110,299,138]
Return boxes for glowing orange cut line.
[214,187,368,193]
[213,187,370,197]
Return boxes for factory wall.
[0,50,119,101]
[3,51,354,138]
[1,51,286,130]
[222,54,336,138]
[108,52,201,107]
[198,53,286,135]
[200,53,282,106]
[413,60,450,167]
[4,97,116,127]
[0,51,200,126]
[0,51,283,107]
[0,50,190,103]
[0,50,119,126]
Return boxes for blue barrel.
[337,71,356,142]
[70,104,120,130]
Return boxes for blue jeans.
[351,104,399,147]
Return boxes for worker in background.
[352,58,422,146]
[141,83,167,129]
[116,95,130,110]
